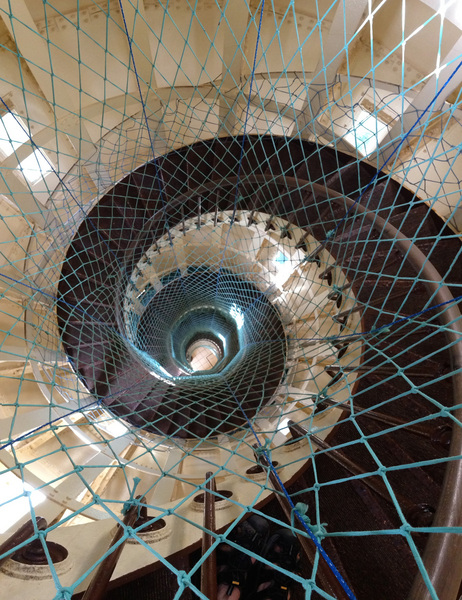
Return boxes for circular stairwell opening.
[56,138,367,439]
[186,337,222,372]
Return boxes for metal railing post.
[0,516,47,568]
[81,495,146,600]
[201,471,217,600]
[252,445,352,600]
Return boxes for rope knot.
[122,477,142,515]
[400,523,412,534]
[295,502,309,518]
[291,503,328,539]
[177,570,190,587]
[125,526,135,538]
[376,326,390,336]
[290,502,310,536]
[312,521,328,539]
[254,441,272,464]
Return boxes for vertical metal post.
[81,496,146,600]
[253,446,351,600]
[0,516,47,568]
[201,471,217,600]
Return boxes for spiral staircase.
[0,1,461,600]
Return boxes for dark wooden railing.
[81,495,146,600]
[201,471,217,600]
[0,516,47,568]
[253,445,352,600]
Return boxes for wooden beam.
[81,495,146,600]
[201,472,217,600]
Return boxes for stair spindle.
[315,397,432,438]
[252,445,353,600]
[201,472,217,600]
[81,495,146,600]
[0,516,47,568]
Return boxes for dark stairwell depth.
[58,136,462,600]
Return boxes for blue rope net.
[0,1,461,599]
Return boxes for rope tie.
[122,477,142,516]
[125,526,136,539]
[254,440,272,463]
[330,284,342,297]
[177,570,191,587]
[290,503,327,539]
[375,326,391,336]
[400,523,412,534]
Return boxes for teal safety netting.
[0,1,461,599]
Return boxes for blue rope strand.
[224,380,357,600]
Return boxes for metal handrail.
[196,173,462,600]
[322,188,462,600]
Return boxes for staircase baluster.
[0,517,47,568]
[181,204,186,235]
[197,195,202,229]
[81,495,146,600]
[201,472,217,600]
[332,285,417,321]
[318,265,335,280]
[252,445,353,600]
[325,364,437,379]
[295,230,310,250]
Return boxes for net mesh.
[0,1,461,599]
